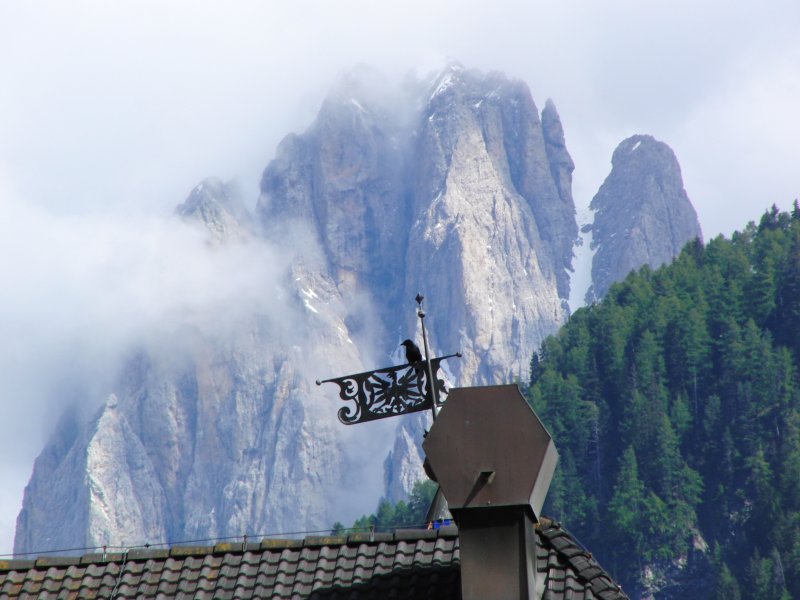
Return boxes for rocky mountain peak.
[416,69,577,297]
[425,64,528,117]
[258,72,409,299]
[541,99,574,200]
[425,60,465,101]
[587,134,702,301]
[176,177,252,244]
[15,64,705,556]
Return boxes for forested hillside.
[529,204,800,598]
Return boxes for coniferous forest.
[346,204,800,598]
[529,204,800,598]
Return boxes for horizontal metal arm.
[316,352,461,425]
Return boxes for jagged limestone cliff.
[15,67,702,554]
[587,134,702,301]
[258,64,577,386]
[15,179,379,552]
[402,66,574,385]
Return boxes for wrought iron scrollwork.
[316,353,460,425]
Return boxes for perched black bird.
[401,339,423,366]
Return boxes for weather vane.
[316,294,461,425]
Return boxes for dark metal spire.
[415,293,439,422]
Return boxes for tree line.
[529,203,800,598]
[336,203,800,597]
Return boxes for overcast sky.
[1,0,799,555]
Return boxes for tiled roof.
[0,518,627,599]
[537,519,629,600]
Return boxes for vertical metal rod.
[416,294,438,421]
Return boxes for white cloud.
[0,175,290,554]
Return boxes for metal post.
[416,293,438,421]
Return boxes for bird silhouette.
[401,339,423,372]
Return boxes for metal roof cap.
[422,384,558,520]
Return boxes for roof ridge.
[0,526,461,572]
[1,522,630,599]
[537,518,629,600]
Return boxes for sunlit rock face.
[261,64,577,388]
[260,65,580,501]
[15,66,701,553]
[587,134,703,302]
[403,66,575,387]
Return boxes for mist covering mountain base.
[529,205,800,599]
[14,64,701,557]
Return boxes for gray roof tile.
[0,519,626,599]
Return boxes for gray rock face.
[15,274,372,552]
[15,66,703,554]
[14,411,91,554]
[14,185,376,553]
[177,177,253,244]
[260,64,576,387]
[259,65,580,500]
[587,135,702,301]
[258,69,411,334]
[382,413,431,504]
[403,66,574,386]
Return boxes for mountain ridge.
[14,64,703,556]
[587,134,702,302]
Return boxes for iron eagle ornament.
[316,294,460,425]
[316,353,460,425]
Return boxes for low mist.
[0,181,297,554]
